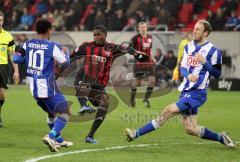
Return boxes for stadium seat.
[150,17,159,26]
[178,3,193,23]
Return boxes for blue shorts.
[35,92,68,114]
[176,89,207,115]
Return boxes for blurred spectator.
[108,9,127,31]
[16,8,34,31]
[162,50,177,81]
[15,34,28,84]
[154,48,165,82]
[234,14,240,31]
[65,9,76,30]
[84,8,96,31]
[155,48,164,66]
[126,0,142,17]
[224,10,238,30]
[13,0,28,13]
[157,9,169,24]
[134,10,147,23]
[0,0,237,31]
[222,0,238,17]
[94,9,107,27]
[52,9,65,31]
[9,11,20,30]
[36,0,48,16]
[139,0,154,19]
[210,8,226,31]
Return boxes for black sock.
[0,100,5,119]
[87,108,107,138]
[130,88,137,102]
[144,87,153,100]
[77,97,88,107]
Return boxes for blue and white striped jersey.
[21,39,68,98]
[178,40,222,92]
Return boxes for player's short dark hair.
[35,19,52,34]
[94,25,107,35]
[0,11,4,18]
[198,20,212,36]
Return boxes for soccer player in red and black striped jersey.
[71,25,147,144]
[130,22,155,108]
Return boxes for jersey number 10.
[28,49,44,70]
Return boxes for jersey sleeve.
[7,35,15,52]
[180,46,188,69]
[130,35,138,49]
[53,45,68,64]
[13,42,27,63]
[71,43,87,59]
[210,49,222,65]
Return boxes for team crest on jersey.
[200,49,206,55]
[188,55,199,67]
[1,47,6,52]
[105,51,111,57]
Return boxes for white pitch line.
[24,141,237,162]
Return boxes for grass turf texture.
[0,85,239,162]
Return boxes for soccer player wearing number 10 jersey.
[13,19,71,152]
[125,20,235,148]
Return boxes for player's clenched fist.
[187,74,198,82]
[194,53,206,64]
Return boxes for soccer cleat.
[125,128,137,142]
[85,136,98,144]
[220,132,235,148]
[78,105,96,116]
[55,139,74,148]
[43,135,58,152]
[143,99,151,108]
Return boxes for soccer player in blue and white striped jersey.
[13,19,71,152]
[125,20,235,148]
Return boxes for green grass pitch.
[0,85,240,162]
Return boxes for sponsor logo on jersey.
[188,55,199,67]
[92,55,107,63]
[105,51,111,57]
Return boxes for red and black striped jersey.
[131,34,154,70]
[71,41,124,87]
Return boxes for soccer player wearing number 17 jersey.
[125,20,235,148]
[13,19,71,152]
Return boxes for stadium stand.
[0,0,239,31]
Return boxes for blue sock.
[49,117,67,139]
[136,120,159,138]
[55,135,64,143]
[201,127,223,143]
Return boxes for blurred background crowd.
[1,0,240,32]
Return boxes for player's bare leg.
[126,103,179,141]
[182,115,235,148]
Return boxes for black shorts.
[0,64,9,89]
[74,71,108,107]
[88,84,107,107]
